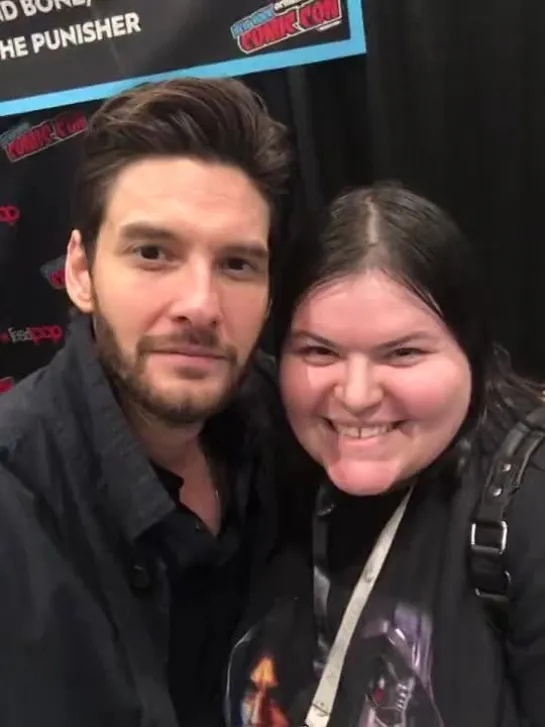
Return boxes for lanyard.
[304,486,413,727]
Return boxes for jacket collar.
[61,316,261,543]
[64,316,175,542]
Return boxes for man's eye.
[134,245,166,261]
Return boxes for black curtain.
[287,1,545,378]
[314,0,545,379]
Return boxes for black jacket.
[225,427,545,727]
[0,317,279,727]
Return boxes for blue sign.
[0,0,366,116]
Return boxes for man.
[0,78,291,726]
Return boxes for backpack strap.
[469,405,545,627]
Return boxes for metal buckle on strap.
[474,572,512,602]
[470,520,508,556]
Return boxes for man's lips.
[151,346,226,359]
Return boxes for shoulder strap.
[469,404,545,627]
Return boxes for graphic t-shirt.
[224,472,524,727]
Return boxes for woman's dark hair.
[273,182,544,472]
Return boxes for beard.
[92,307,246,428]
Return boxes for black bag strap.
[469,404,545,627]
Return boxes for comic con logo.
[0,204,20,226]
[231,0,342,54]
[0,377,14,394]
[41,255,66,289]
[0,325,64,345]
[0,110,87,162]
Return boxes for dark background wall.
[2,0,545,391]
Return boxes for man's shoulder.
[0,348,79,498]
[0,322,89,450]
[0,366,49,445]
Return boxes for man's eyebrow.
[119,222,178,242]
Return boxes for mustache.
[137,328,237,362]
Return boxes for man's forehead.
[103,157,270,228]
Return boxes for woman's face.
[280,270,472,495]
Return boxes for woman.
[225,183,545,727]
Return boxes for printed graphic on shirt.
[226,601,445,727]
[241,655,289,727]
[355,603,444,727]
[226,598,317,727]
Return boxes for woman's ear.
[64,229,94,314]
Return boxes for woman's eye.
[386,347,425,363]
[222,257,257,276]
[296,345,337,362]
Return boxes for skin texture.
[65,157,271,429]
[280,270,472,495]
[64,157,271,533]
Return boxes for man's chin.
[134,381,233,425]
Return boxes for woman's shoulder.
[470,401,545,577]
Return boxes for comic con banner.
[0,1,365,391]
[0,0,366,115]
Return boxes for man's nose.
[169,262,221,328]
[335,357,383,413]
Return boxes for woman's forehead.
[291,270,446,344]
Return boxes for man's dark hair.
[73,77,291,257]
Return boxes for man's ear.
[65,229,94,314]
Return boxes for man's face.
[66,157,271,426]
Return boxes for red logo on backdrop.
[0,377,14,394]
[0,325,64,345]
[0,205,20,226]
[1,111,87,162]
[231,0,342,54]
[41,255,66,289]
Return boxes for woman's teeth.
[331,423,394,440]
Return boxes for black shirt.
[147,455,255,725]
[225,441,545,727]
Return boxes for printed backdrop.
[0,0,366,393]
[0,101,100,392]
[0,0,365,115]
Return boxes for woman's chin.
[324,458,402,496]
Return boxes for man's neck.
[122,400,222,535]
[125,402,203,474]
